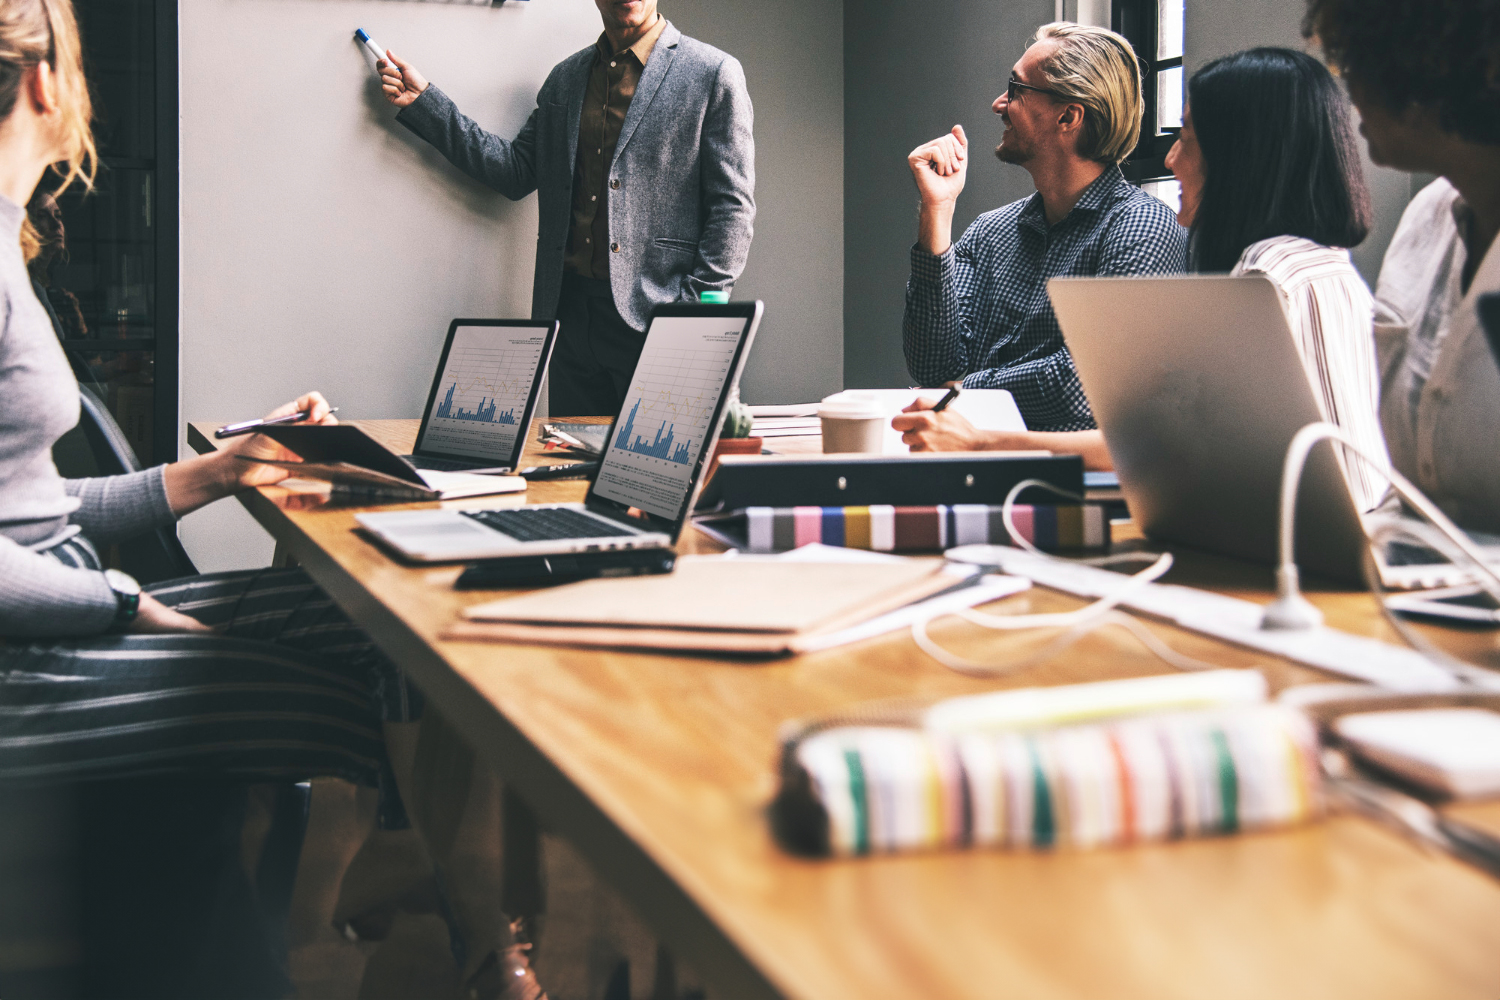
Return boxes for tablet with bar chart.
[410,319,559,472]
[592,313,752,520]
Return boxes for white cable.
[1270,421,1500,686]
[1272,423,1500,606]
[913,609,1224,677]
[1361,518,1500,690]
[911,477,1224,676]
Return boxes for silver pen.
[215,407,339,439]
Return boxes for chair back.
[53,386,198,584]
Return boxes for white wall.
[178,0,845,571]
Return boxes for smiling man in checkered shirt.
[899,22,1187,441]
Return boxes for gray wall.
[844,0,1056,389]
[1183,0,1416,287]
[177,0,844,571]
[667,0,846,405]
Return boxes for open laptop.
[357,301,763,562]
[1047,274,1369,584]
[403,318,560,474]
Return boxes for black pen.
[518,461,601,481]
[930,384,961,412]
[214,407,338,439]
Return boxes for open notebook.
[246,425,526,501]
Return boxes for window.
[1113,0,1185,203]
[48,0,177,465]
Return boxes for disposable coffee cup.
[818,397,886,453]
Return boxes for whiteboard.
[178,0,602,567]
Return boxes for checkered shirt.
[903,165,1188,431]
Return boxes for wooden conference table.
[189,418,1500,1000]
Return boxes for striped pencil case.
[725,504,1110,554]
[773,704,1322,856]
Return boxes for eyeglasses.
[1006,74,1069,103]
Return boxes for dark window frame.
[1114,0,1182,183]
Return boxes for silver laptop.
[358,301,764,562]
[403,318,560,474]
[1048,274,1368,583]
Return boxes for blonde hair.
[0,0,96,260]
[1030,22,1143,164]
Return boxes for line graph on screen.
[431,342,538,428]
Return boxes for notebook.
[446,554,972,655]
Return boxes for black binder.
[693,452,1085,511]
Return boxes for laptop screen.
[587,303,762,536]
[412,319,558,467]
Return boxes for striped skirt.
[2,538,420,801]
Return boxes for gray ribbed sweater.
[0,194,175,637]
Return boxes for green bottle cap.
[699,290,729,304]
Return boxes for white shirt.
[1375,179,1500,532]
[1232,235,1389,512]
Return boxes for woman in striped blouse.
[1167,47,1387,511]
[896,47,1389,512]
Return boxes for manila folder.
[457,555,950,635]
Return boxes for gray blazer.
[397,21,755,332]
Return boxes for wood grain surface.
[189,419,1500,1000]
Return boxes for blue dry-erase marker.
[354,28,393,68]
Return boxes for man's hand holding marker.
[355,28,428,108]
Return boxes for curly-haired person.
[1306,0,1500,531]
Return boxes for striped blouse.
[1232,236,1389,512]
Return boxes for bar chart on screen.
[417,326,548,461]
[593,316,746,519]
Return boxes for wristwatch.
[104,568,141,627]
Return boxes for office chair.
[49,384,199,584]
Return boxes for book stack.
[703,503,1111,554]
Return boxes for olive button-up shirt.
[563,16,668,281]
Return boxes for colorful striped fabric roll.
[786,705,1321,856]
[743,504,1110,554]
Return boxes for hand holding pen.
[215,406,340,439]
[891,382,983,452]
[214,392,340,492]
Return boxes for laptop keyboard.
[463,507,638,542]
[407,455,496,472]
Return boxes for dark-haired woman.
[1307,0,1500,533]
[1165,46,1387,511]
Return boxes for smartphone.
[1385,585,1500,626]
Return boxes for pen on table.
[518,461,601,481]
[930,383,962,412]
[214,408,338,440]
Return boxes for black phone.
[454,548,676,589]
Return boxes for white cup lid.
[817,400,886,420]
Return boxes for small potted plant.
[708,392,761,479]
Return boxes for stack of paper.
[751,416,824,438]
[746,390,1029,450]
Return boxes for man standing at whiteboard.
[379,1,755,416]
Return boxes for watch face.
[105,569,141,597]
